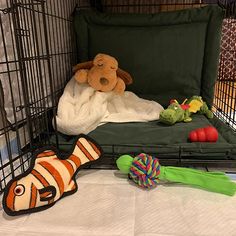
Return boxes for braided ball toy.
[116,153,236,196]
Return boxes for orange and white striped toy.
[2,134,103,216]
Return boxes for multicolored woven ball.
[116,153,236,196]
[129,153,161,188]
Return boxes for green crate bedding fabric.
[73,5,224,107]
[69,5,236,159]
[51,115,236,160]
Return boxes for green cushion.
[51,115,236,160]
[73,6,224,107]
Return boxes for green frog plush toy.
[159,96,213,125]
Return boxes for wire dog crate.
[0,0,235,193]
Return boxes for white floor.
[1,169,236,236]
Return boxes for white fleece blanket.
[54,78,163,135]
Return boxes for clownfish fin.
[35,150,57,163]
[69,135,102,168]
[65,180,77,193]
[37,150,56,158]
[39,186,56,202]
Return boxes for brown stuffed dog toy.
[73,54,133,94]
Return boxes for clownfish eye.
[14,184,25,196]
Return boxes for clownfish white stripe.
[30,173,46,190]
[66,180,76,192]
[80,138,100,160]
[30,174,48,207]
[34,164,61,201]
[60,160,74,178]
[14,180,31,211]
[88,140,101,157]
[72,145,90,165]
[67,159,77,173]
[47,160,71,187]
[76,141,95,161]
[31,170,56,206]
[68,154,81,169]
[39,161,64,197]
[31,169,50,188]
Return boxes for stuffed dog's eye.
[98,63,103,67]
[111,66,116,70]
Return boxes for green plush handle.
[159,166,236,196]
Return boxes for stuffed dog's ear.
[72,61,93,73]
[117,68,133,85]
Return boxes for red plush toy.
[189,126,218,142]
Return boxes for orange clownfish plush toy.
[2,134,103,216]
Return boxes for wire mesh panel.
[213,17,236,130]
[0,0,78,193]
[0,0,32,193]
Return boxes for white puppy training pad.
[54,78,163,135]
[1,170,236,236]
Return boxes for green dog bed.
[51,5,236,164]
[51,115,236,161]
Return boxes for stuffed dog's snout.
[100,77,109,85]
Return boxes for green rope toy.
[116,153,236,196]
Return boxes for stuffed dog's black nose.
[100,77,109,85]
